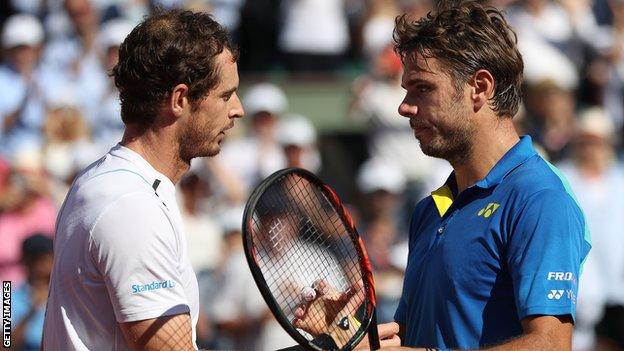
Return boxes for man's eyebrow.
[220,86,238,96]
[401,77,431,90]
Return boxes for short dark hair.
[112,9,238,126]
[21,233,53,263]
[393,1,523,117]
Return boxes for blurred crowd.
[1,0,624,350]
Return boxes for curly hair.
[393,0,523,117]
[112,9,238,126]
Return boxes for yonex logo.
[478,203,500,218]
[547,290,565,300]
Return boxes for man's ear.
[169,83,190,119]
[470,69,495,113]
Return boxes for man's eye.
[223,94,232,101]
[416,86,431,93]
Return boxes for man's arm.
[483,315,572,351]
[383,315,572,351]
[120,313,195,351]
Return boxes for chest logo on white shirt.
[477,203,500,218]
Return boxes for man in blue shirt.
[385,1,591,350]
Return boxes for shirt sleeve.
[507,188,590,322]
[89,192,190,323]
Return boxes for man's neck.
[452,119,520,193]
[120,125,189,184]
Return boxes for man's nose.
[398,100,417,118]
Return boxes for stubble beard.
[177,119,219,164]
[419,126,475,166]
[418,93,476,166]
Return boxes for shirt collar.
[108,144,175,194]
[430,135,537,217]
[473,135,537,189]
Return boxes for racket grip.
[368,309,380,350]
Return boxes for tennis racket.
[242,168,379,351]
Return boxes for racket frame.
[242,168,379,351]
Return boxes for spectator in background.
[0,156,10,194]
[178,169,224,275]
[356,158,408,323]
[179,167,227,349]
[360,0,402,64]
[359,0,433,66]
[0,155,56,286]
[275,114,321,172]
[516,24,581,161]
[203,0,245,37]
[196,206,244,349]
[557,108,624,351]
[356,158,406,230]
[506,0,599,68]
[217,82,288,193]
[99,0,150,25]
[595,0,624,132]
[41,0,108,126]
[11,234,54,351]
[42,98,100,205]
[522,79,577,161]
[0,14,63,157]
[92,18,134,150]
[279,0,350,73]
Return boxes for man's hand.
[354,322,402,350]
[291,279,400,348]
[292,279,365,343]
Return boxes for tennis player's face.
[398,55,476,164]
[179,50,244,161]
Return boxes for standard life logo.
[132,280,176,294]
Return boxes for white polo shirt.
[43,145,199,350]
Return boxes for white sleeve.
[89,192,190,323]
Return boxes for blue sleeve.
[507,189,590,322]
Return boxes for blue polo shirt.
[394,136,590,349]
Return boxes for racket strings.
[249,173,366,343]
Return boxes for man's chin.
[197,147,220,159]
[418,139,445,159]
[181,145,220,163]
[204,144,222,158]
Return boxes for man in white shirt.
[42,9,244,350]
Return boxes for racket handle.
[368,309,380,350]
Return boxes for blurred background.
[0,0,623,350]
